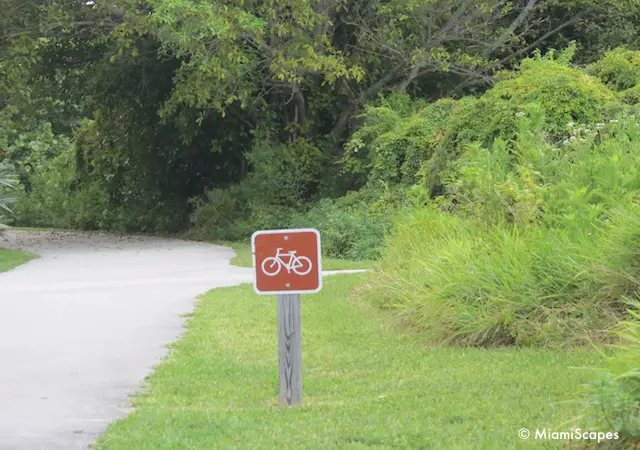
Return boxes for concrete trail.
[0,230,367,450]
[0,231,255,450]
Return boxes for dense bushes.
[186,47,640,264]
[190,185,396,260]
[8,123,191,233]
[442,109,640,229]
[5,116,199,233]
[588,48,640,92]
[2,123,113,230]
[187,123,405,259]
[10,143,112,230]
[342,95,454,187]
[364,108,640,347]
[343,47,624,201]
[458,47,617,137]
[427,47,624,193]
[289,194,394,260]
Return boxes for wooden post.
[277,293,302,406]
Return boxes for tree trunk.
[330,64,405,139]
[293,82,307,125]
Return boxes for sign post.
[277,293,302,405]
[251,228,322,407]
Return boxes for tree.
[1,0,639,233]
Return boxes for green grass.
[94,274,600,449]
[0,248,37,272]
[221,241,377,270]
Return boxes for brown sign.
[251,229,322,295]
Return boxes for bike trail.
[0,230,366,450]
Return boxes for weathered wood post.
[277,293,302,406]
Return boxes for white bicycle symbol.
[262,248,313,276]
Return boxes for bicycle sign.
[262,248,313,277]
[252,228,322,295]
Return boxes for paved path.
[0,231,258,450]
[0,231,367,450]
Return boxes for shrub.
[466,46,616,137]
[12,144,113,230]
[246,137,327,208]
[621,84,640,104]
[342,94,454,187]
[290,196,393,260]
[188,135,396,252]
[188,184,252,241]
[441,111,640,230]
[190,136,327,240]
[189,183,395,260]
[2,121,71,173]
[4,121,117,230]
[588,48,640,91]
[422,46,620,196]
[363,116,640,347]
[585,300,640,444]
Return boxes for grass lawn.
[221,241,377,270]
[0,248,37,272]
[94,274,600,449]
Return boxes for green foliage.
[3,0,640,245]
[190,184,397,260]
[7,118,192,233]
[188,184,252,242]
[189,132,395,254]
[586,302,640,444]
[364,115,640,347]
[1,121,72,187]
[11,144,112,230]
[442,110,640,230]
[245,137,327,208]
[146,0,364,119]
[349,47,624,200]
[190,136,329,240]
[590,48,640,107]
[620,84,640,105]
[290,197,392,260]
[588,48,640,91]
[449,46,616,147]
[5,122,70,162]
[0,162,17,229]
[343,94,454,186]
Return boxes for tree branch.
[498,13,583,65]
[483,0,539,58]
[330,63,405,138]
[453,13,583,92]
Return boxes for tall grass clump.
[585,300,640,445]
[372,207,611,347]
